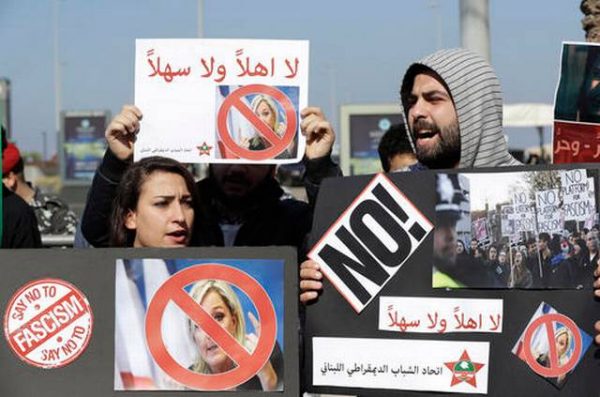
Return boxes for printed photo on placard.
[554,41,600,163]
[433,170,598,289]
[114,258,284,392]
[214,85,299,160]
[511,302,592,389]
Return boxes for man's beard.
[413,119,461,169]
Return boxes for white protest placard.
[536,189,562,234]
[561,169,591,221]
[308,173,433,313]
[134,39,309,163]
[512,191,536,232]
[313,337,489,394]
[378,297,503,334]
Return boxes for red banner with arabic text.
[553,121,600,163]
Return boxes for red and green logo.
[445,350,484,387]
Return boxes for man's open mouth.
[416,130,437,139]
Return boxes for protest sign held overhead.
[134,39,308,164]
[560,169,595,221]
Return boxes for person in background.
[536,232,553,288]
[2,130,78,238]
[377,123,417,172]
[469,238,479,256]
[572,237,591,288]
[508,249,533,288]
[1,126,41,248]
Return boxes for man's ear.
[124,210,137,230]
[2,172,18,191]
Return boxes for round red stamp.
[3,278,93,368]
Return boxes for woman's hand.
[245,312,278,391]
[300,107,335,159]
[105,104,142,161]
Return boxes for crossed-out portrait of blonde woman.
[187,279,283,391]
[239,93,297,159]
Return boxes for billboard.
[60,110,109,184]
[340,104,403,175]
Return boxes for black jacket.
[2,186,42,248]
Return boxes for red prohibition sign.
[217,84,297,160]
[145,264,277,391]
[522,313,582,378]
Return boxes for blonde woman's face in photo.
[556,332,569,358]
[193,290,238,373]
[256,100,276,131]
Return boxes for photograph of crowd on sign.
[554,42,600,163]
[214,85,299,161]
[511,302,592,389]
[114,258,284,392]
[433,169,598,289]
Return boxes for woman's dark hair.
[109,156,199,247]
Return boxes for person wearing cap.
[1,127,42,248]
[2,133,78,238]
[400,48,521,170]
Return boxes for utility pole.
[459,0,491,61]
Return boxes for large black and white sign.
[309,173,433,313]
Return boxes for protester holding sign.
[109,156,198,247]
[82,104,339,250]
[187,279,283,391]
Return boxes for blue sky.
[0,0,584,155]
